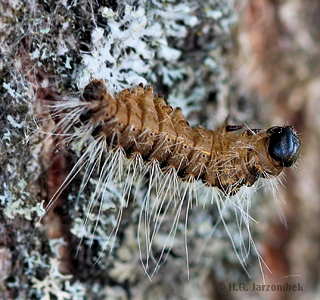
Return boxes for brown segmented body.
[80,79,300,195]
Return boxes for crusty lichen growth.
[0,0,274,299]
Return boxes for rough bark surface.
[0,0,316,299]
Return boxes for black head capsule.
[267,126,301,167]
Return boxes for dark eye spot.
[167,138,170,142]
[82,80,106,101]
[118,123,122,127]
[202,154,206,158]
[184,145,187,149]
[132,128,135,131]
[150,133,153,136]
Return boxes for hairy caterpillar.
[48,79,301,277]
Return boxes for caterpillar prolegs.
[50,79,301,276]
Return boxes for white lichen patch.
[32,258,78,300]
[76,0,234,123]
[4,199,45,220]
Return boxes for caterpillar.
[48,79,301,277]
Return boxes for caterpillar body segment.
[78,79,301,196]
[151,95,177,162]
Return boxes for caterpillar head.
[267,126,301,167]
[248,125,301,180]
